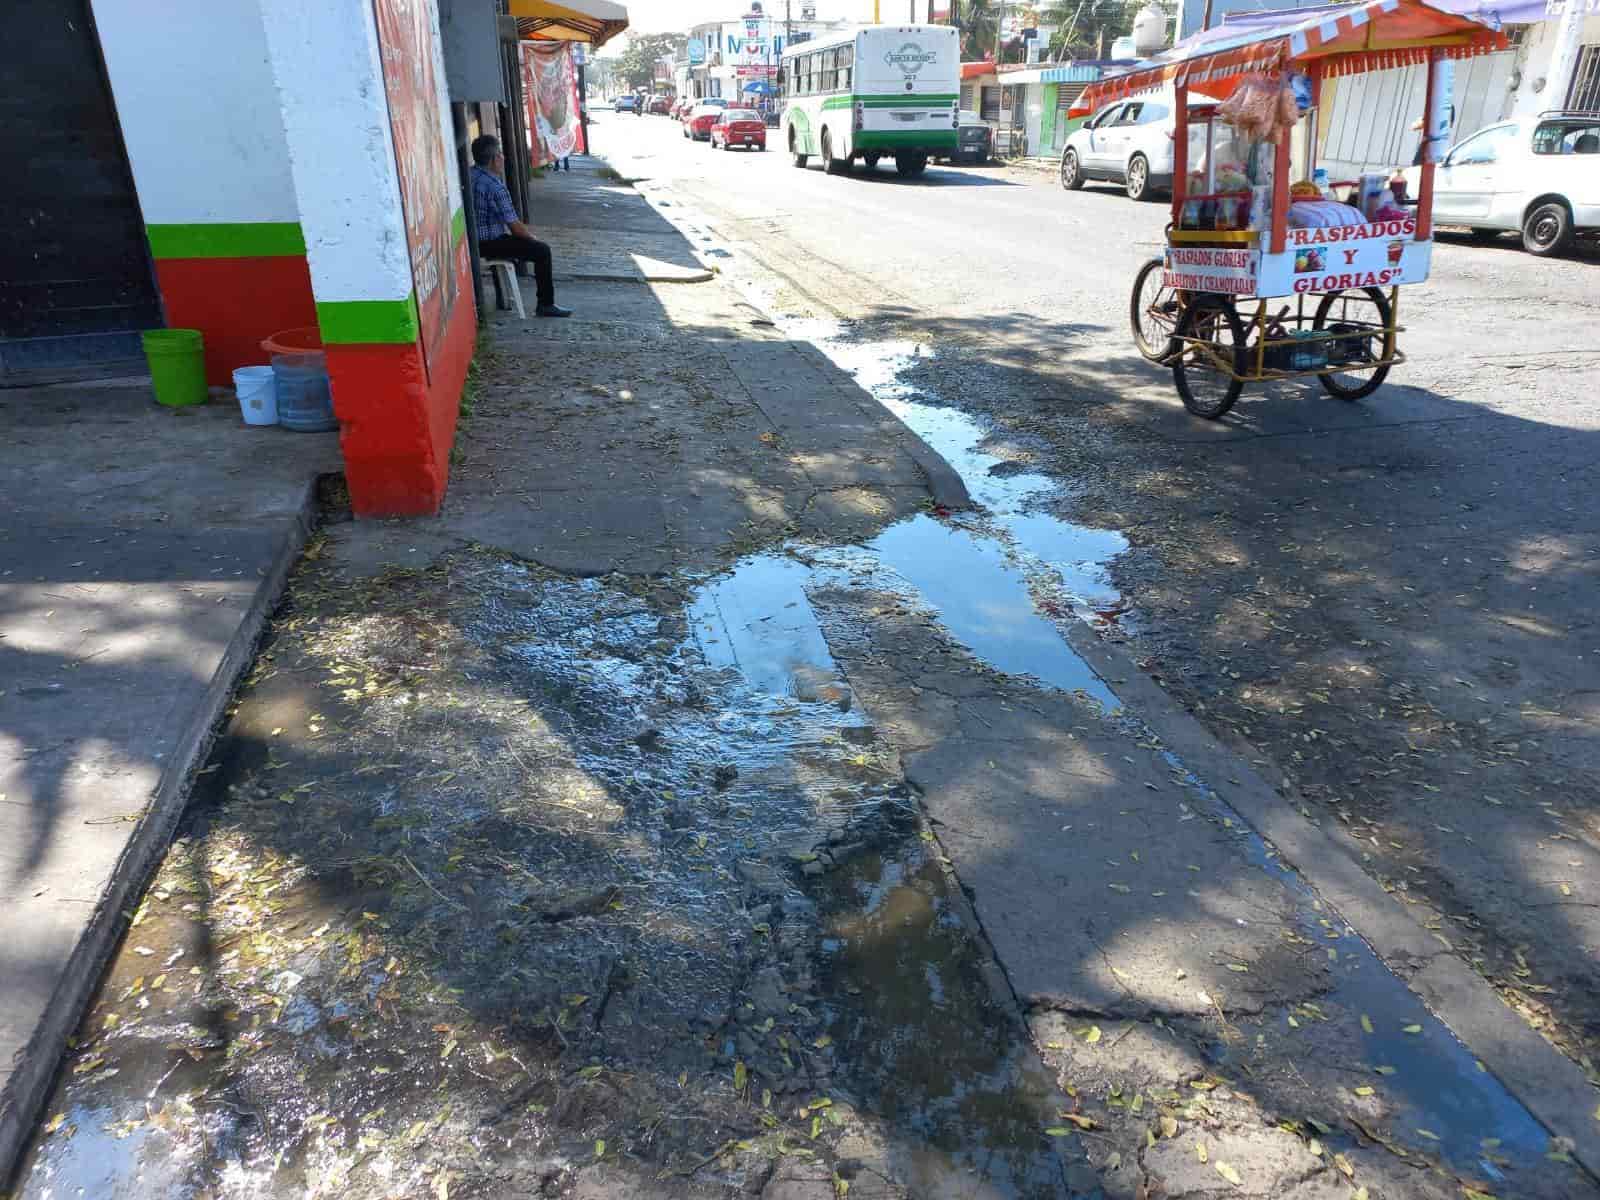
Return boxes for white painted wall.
[259,0,412,304]
[1510,15,1600,116]
[90,0,299,224]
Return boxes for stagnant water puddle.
[13,552,1075,1200]
[782,318,1130,621]
[814,845,1073,1197]
[715,315,1573,1184]
[1160,750,1553,1179]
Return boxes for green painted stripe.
[819,94,958,110]
[451,206,465,245]
[316,295,420,345]
[861,94,958,107]
[855,130,958,150]
[146,221,306,260]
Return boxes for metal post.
[577,59,591,155]
[1201,0,1216,30]
[1270,128,1291,254]
[1417,48,1441,241]
[452,101,484,319]
[1172,81,1188,227]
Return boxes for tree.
[1043,0,1140,60]
[616,32,687,91]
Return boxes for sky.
[597,0,925,53]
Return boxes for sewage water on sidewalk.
[725,316,1578,1189]
[13,550,1076,1199]
[1161,750,1556,1180]
[693,314,1130,713]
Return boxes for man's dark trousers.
[479,235,555,307]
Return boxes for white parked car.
[1059,95,1213,201]
[1404,111,1600,255]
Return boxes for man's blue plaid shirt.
[471,166,519,242]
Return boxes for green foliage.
[949,0,1138,65]
[616,32,687,90]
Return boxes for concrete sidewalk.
[0,380,338,1174]
[7,143,1597,1200]
[340,156,968,578]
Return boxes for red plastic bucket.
[260,326,324,360]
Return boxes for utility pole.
[1201,0,1216,30]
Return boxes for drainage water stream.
[690,314,1571,1184]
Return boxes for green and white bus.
[779,24,959,178]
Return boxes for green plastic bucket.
[141,328,208,407]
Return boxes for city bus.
[779,24,959,178]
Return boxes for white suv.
[1406,111,1600,255]
[1060,97,1198,202]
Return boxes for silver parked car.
[1405,110,1600,255]
[1059,95,1217,202]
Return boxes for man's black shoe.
[535,304,573,318]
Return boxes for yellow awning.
[509,0,628,48]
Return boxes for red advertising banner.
[521,42,586,168]
[373,0,458,375]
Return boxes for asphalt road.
[595,111,1600,1084]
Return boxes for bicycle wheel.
[1311,288,1392,400]
[1130,257,1182,361]
[1172,299,1246,419]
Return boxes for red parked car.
[710,108,767,152]
[683,99,728,140]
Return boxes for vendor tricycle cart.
[1074,0,1508,418]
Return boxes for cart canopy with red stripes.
[1071,0,1506,116]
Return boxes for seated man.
[470,135,571,318]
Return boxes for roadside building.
[1316,0,1597,178]
[679,7,847,102]
[963,60,1129,157]
[1,0,623,518]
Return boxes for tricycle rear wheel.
[1172,298,1245,419]
[1311,288,1392,400]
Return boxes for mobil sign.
[722,19,773,64]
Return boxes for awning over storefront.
[510,0,628,47]
[1075,0,1506,112]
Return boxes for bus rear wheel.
[789,128,808,169]
[863,152,881,170]
[895,152,927,178]
[822,130,848,175]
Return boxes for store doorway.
[0,0,160,384]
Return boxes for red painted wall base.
[154,255,318,386]
[324,247,476,518]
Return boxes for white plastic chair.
[481,259,525,319]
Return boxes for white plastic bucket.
[233,365,278,426]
